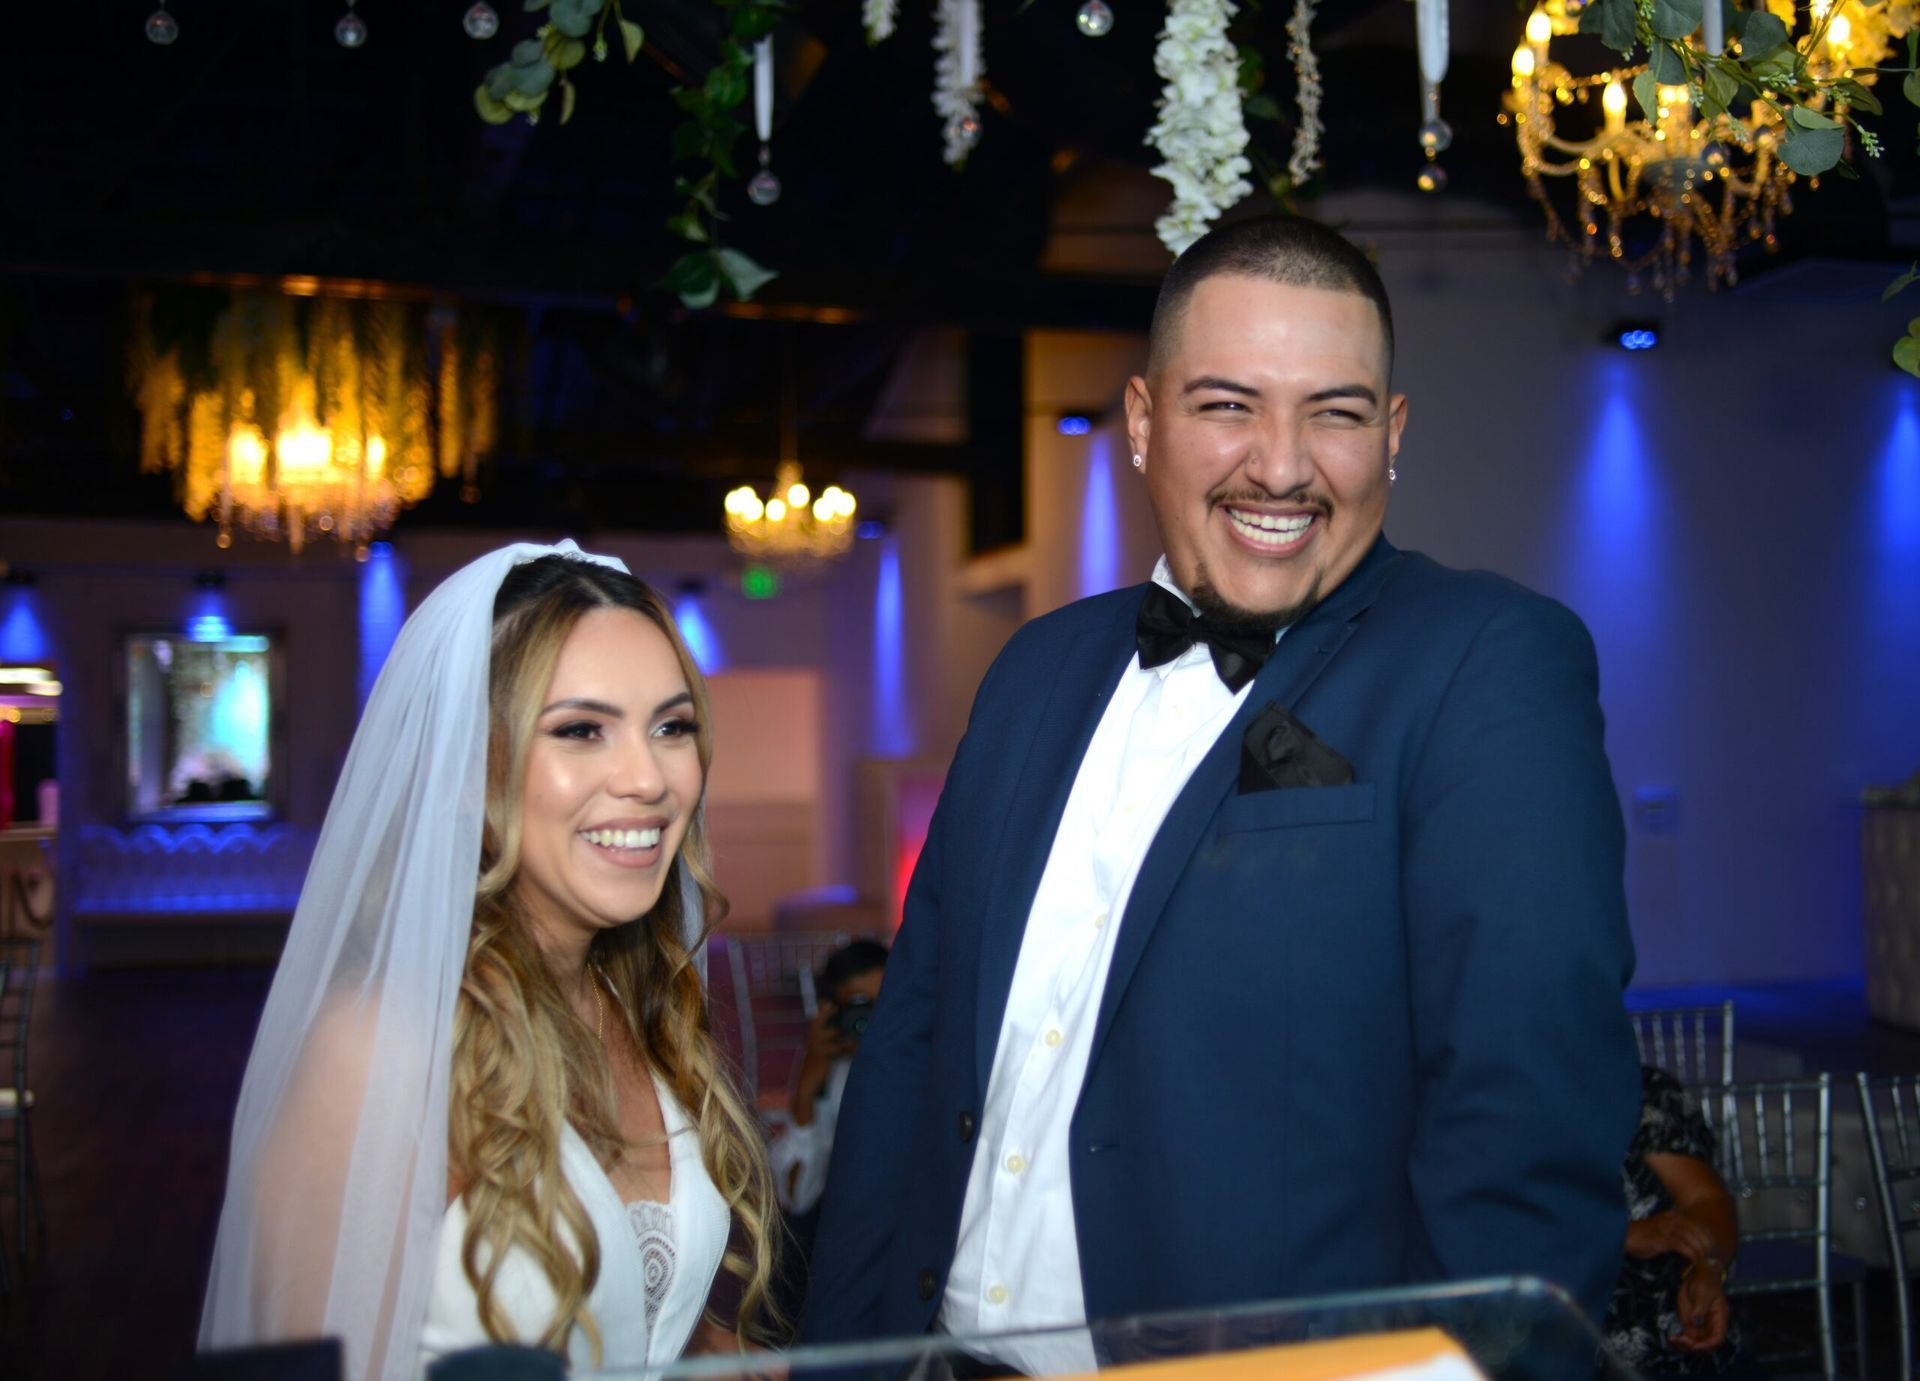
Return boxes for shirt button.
[1093,912,1109,930]
[1044,1028,1063,1047]
[987,1284,1009,1305]
[1005,1153,1026,1174]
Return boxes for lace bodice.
[627,1199,675,1340]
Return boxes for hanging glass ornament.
[747,39,782,206]
[948,112,983,149]
[1075,0,1114,37]
[336,1,368,47]
[1414,0,1449,185]
[146,6,179,43]
[1418,117,1452,153]
[1416,164,1447,193]
[748,167,783,206]
[462,3,499,39]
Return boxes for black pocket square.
[1240,702,1355,793]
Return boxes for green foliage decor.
[472,0,779,311]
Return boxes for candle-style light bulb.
[1525,8,1551,45]
[1511,45,1536,80]
[1602,77,1627,134]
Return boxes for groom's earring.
[1131,453,1145,471]
[1389,464,1398,486]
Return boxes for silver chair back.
[1699,1074,1837,1379]
[1858,1072,1920,1376]
[715,930,875,1102]
[1631,1000,1735,1087]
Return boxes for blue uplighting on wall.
[1079,434,1120,598]
[1057,414,1093,436]
[872,538,913,757]
[673,592,724,675]
[358,541,407,708]
[1618,328,1659,351]
[187,613,232,643]
[1867,383,1920,739]
[0,592,51,663]
[1879,385,1920,560]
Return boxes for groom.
[803,216,1640,1370]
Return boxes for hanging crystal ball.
[462,3,500,39]
[1417,118,1453,154]
[146,9,179,43]
[1416,164,1447,193]
[747,169,783,206]
[336,12,368,47]
[1076,0,1115,37]
[950,113,983,148]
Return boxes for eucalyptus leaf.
[715,247,778,301]
[1650,0,1703,42]
[1905,70,1920,110]
[1602,0,1637,55]
[485,63,515,100]
[1703,64,1737,111]
[1779,122,1844,174]
[1833,158,1860,180]
[1883,262,1920,303]
[524,0,550,10]
[1834,79,1882,116]
[705,63,748,110]
[664,251,719,296]
[619,17,644,60]
[1650,40,1689,85]
[508,59,556,97]
[1244,93,1282,122]
[512,39,546,65]
[474,83,516,124]
[560,77,576,124]
[1740,9,1788,55]
[1788,104,1840,130]
[731,5,781,39]
[1895,333,1920,378]
[551,0,598,37]
[667,210,709,243]
[1633,71,1660,121]
[1910,26,1918,71]
[550,37,588,70]
[679,278,721,311]
[502,87,549,112]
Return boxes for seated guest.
[201,544,781,1379]
[1607,1065,1766,1377]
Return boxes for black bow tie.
[1135,583,1274,692]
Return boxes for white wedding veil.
[200,540,709,1380]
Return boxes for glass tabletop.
[580,1276,1639,1381]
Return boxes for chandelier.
[131,285,497,555]
[1502,0,1913,295]
[723,462,858,564]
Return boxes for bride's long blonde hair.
[447,555,779,1358]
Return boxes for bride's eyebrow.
[541,697,623,718]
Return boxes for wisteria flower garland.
[1146,0,1254,255]
[933,0,984,167]
[1286,0,1324,187]
[864,0,897,46]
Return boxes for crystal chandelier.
[723,462,858,564]
[1502,0,1792,294]
[131,286,496,555]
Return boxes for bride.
[201,542,780,1379]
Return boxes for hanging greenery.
[473,0,780,311]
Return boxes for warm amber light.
[1511,45,1536,79]
[1602,79,1627,117]
[765,498,788,522]
[277,424,334,480]
[1526,7,1552,45]
[787,482,809,508]
[1828,12,1852,49]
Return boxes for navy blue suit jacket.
[803,537,1641,1345]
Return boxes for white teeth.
[1228,510,1314,545]
[582,827,664,850]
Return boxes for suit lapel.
[1084,539,1404,1073]
[974,595,1142,1088]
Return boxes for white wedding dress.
[418,1073,729,1375]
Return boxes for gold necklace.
[590,967,606,1044]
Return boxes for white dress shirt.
[939,560,1279,1374]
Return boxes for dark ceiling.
[3,1,1914,544]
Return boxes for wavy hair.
[446,554,780,1360]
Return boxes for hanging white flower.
[1146,0,1254,255]
[934,0,984,168]
[1286,0,1324,187]
[865,0,897,45]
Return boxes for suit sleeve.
[799,651,1005,1342]
[1399,594,1640,1323]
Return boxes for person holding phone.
[773,940,890,1218]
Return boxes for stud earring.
[1131,453,1145,470]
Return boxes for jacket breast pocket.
[1215,782,1376,834]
